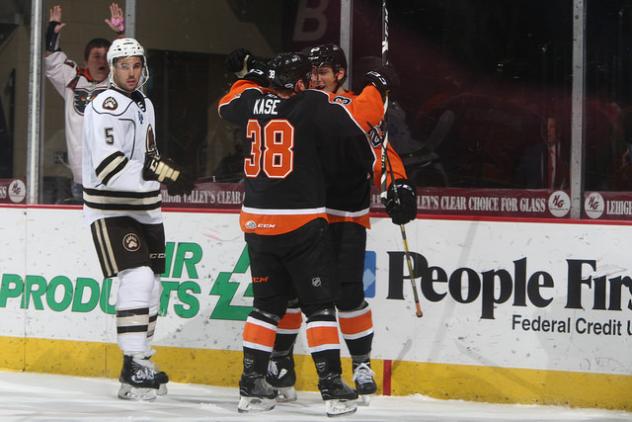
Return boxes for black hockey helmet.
[268,52,312,90]
[306,43,348,71]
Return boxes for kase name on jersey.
[253,98,280,115]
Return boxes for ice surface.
[0,371,630,422]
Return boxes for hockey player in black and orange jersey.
[218,51,388,417]
[265,44,417,404]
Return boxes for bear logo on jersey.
[103,97,118,110]
[122,233,141,252]
[145,125,157,156]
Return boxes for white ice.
[0,371,631,422]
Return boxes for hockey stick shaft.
[400,224,423,317]
[381,0,422,317]
[383,140,424,318]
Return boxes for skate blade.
[117,384,157,401]
[358,394,372,406]
[325,399,357,417]
[275,386,297,403]
[237,395,276,413]
[157,383,168,396]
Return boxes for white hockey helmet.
[107,37,149,89]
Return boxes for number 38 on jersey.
[244,119,294,179]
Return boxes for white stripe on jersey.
[241,206,326,215]
[325,207,370,217]
[96,154,127,183]
[84,191,161,207]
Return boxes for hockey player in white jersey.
[83,37,194,401]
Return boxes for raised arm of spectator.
[104,2,126,37]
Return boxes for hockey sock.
[116,266,155,355]
[272,306,302,356]
[146,274,162,354]
[242,310,279,375]
[305,309,342,377]
[338,302,374,359]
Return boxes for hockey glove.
[225,48,252,76]
[364,67,392,100]
[143,154,195,196]
[225,48,270,86]
[385,179,417,225]
[46,21,62,53]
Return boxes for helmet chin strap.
[334,67,347,94]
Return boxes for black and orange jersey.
[324,90,407,228]
[218,80,384,235]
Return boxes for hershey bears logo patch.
[145,125,157,155]
[103,97,118,110]
[122,233,141,252]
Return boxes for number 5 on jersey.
[244,119,294,178]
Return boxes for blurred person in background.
[45,2,125,203]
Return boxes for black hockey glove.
[385,179,417,225]
[364,69,391,100]
[225,48,252,75]
[46,21,62,53]
[225,48,270,86]
[143,154,195,196]
[243,59,270,87]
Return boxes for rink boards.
[1,206,632,410]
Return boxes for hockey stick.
[380,0,423,318]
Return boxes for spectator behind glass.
[44,3,125,203]
[352,56,449,187]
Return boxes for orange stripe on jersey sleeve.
[306,322,340,351]
[240,211,328,235]
[217,80,269,115]
[278,310,303,331]
[338,308,374,337]
[243,319,277,351]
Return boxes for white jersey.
[82,87,162,225]
[45,51,109,184]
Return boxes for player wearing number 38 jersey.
[219,65,383,235]
[218,51,384,417]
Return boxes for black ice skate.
[237,373,277,413]
[143,356,169,396]
[318,373,358,417]
[266,355,297,402]
[117,354,161,401]
[352,362,377,405]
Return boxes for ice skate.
[353,362,377,405]
[117,354,160,401]
[237,373,277,413]
[318,373,358,417]
[143,356,169,396]
[266,355,297,402]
